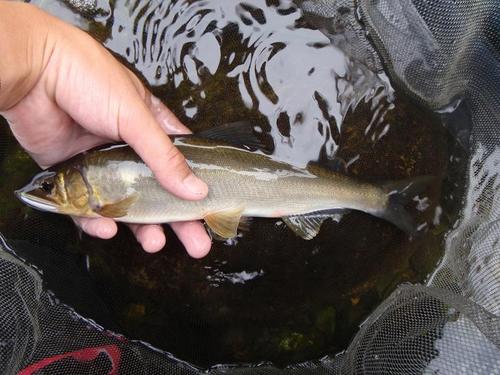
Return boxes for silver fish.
[15,124,431,239]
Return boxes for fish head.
[15,167,93,216]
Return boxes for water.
[0,0,467,368]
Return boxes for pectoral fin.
[94,194,138,218]
[204,207,244,239]
[283,210,345,240]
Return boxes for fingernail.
[183,174,208,197]
[151,95,161,107]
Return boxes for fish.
[15,123,432,240]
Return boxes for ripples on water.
[102,0,394,166]
[6,0,466,367]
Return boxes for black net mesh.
[1,0,499,373]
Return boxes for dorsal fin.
[306,158,350,178]
[195,121,270,151]
[326,156,348,173]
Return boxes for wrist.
[0,1,55,110]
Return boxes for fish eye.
[41,181,54,193]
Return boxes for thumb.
[118,96,208,200]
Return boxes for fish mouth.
[15,190,59,212]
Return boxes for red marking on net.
[18,344,121,375]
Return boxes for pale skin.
[0,1,212,258]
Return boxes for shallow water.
[1,0,467,367]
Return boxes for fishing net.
[1,0,499,373]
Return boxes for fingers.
[128,224,166,253]
[170,221,212,258]
[73,217,117,239]
[74,215,163,252]
[129,221,211,257]
[73,216,211,257]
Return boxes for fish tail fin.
[377,176,434,235]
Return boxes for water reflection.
[104,0,393,165]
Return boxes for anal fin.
[283,210,345,240]
[204,207,245,239]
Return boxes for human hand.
[0,2,212,257]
